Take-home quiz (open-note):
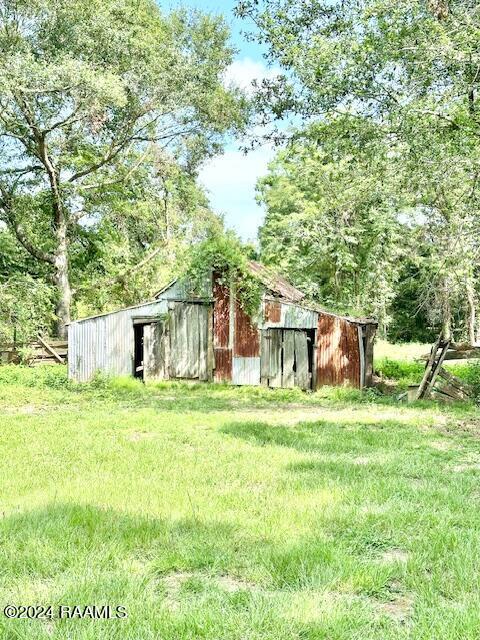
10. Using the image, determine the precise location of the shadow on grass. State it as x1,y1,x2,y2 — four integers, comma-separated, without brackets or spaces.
0,504,410,639
221,419,421,454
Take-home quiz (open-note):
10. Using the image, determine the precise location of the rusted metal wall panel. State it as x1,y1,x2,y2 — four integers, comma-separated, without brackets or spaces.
68,299,167,382
264,300,281,323
234,301,260,357
213,276,230,349
212,274,232,381
214,349,232,382
315,313,361,388
232,357,261,386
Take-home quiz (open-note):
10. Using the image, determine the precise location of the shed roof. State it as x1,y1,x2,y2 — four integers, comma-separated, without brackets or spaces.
246,261,305,303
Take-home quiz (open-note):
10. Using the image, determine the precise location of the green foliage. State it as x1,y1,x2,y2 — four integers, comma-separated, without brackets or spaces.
0,0,246,334
240,0,480,342
0,275,56,344
375,358,425,388
257,128,401,324
185,232,262,317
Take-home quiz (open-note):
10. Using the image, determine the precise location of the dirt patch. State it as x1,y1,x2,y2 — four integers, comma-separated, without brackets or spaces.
162,571,255,608
429,440,453,452
453,462,480,472
380,549,408,563
4,404,43,415
377,595,414,623
452,454,480,472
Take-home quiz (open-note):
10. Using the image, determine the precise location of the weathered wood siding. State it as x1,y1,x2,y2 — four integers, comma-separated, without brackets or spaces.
316,313,361,388
168,303,209,380
261,328,311,390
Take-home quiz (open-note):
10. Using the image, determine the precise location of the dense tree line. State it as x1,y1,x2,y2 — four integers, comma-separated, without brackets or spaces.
238,0,480,342
2,0,480,345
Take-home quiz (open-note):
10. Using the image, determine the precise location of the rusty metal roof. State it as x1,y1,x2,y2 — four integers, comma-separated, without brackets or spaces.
247,261,305,303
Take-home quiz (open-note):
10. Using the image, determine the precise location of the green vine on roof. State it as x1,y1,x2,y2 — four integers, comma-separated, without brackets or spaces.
185,232,262,318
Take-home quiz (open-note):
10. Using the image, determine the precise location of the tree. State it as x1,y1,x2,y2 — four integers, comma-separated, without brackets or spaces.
257,122,402,328
238,0,480,340
0,0,245,336
71,149,223,316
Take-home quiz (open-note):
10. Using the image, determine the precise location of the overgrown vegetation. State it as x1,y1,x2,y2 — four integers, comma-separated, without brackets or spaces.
185,232,263,316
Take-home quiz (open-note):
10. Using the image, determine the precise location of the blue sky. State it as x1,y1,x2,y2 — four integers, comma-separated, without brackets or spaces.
158,0,278,242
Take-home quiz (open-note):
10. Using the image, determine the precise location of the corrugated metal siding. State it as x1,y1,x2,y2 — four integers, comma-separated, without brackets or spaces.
68,299,167,381
262,300,318,329
282,304,318,329
212,274,232,381
232,357,260,386
234,301,260,357
214,349,232,382
213,276,230,349
264,300,281,323
158,276,211,301
316,313,360,388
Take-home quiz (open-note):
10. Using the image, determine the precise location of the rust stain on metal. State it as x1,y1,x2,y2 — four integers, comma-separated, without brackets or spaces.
214,349,232,381
316,313,360,388
213,274,230,349
234,301,260,357
264,300,281,323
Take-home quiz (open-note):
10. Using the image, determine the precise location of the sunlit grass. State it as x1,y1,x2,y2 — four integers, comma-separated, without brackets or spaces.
1,366,480,638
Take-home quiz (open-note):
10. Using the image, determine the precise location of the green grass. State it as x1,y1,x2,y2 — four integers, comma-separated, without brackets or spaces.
374,339,431,362
2,366,480,638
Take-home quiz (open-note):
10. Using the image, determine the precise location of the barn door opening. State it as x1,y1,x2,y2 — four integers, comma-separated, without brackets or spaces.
261,328,315,390
169,302,210,380
133,323,146,380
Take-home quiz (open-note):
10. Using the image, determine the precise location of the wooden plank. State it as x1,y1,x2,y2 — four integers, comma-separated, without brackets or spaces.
37,334,65,364
437,367,472,394
260,331,270,385
168,303,178,378
357,325,365,389
269,329,282,388
282,330,295,388
186,304,198,378
433,381,468,400
207,306,214,381
198,305,209,381
294,330,310,390
415,336,442,400
423,340,450,399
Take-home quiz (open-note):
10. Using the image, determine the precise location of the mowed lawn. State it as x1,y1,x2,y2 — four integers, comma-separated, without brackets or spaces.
2,368,480,639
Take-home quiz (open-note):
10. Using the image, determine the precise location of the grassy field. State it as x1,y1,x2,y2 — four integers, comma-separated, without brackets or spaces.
2,366,480,639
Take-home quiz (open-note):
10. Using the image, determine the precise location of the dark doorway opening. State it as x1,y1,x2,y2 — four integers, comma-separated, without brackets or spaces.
306,328,315,389
133,324,145,380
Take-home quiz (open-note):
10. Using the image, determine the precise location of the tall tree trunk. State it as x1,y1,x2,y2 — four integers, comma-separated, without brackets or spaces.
53,219,71,339
466,277,476,345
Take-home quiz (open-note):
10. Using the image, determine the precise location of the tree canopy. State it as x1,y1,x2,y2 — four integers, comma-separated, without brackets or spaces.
0,0,246,337
238,0,480,341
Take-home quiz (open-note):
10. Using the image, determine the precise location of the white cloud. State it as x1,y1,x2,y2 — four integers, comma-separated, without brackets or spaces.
224,57,281,96
199,144,276,242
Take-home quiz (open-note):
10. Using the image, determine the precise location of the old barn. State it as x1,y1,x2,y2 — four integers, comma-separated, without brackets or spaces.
68,262,377,389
